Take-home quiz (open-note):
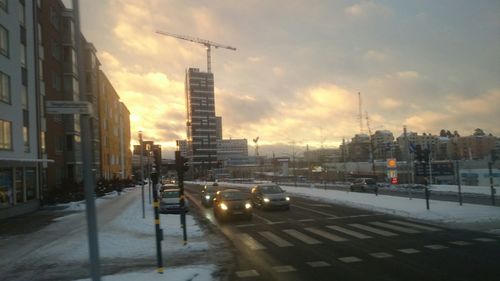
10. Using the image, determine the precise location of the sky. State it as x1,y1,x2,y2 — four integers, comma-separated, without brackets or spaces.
74,0,500,158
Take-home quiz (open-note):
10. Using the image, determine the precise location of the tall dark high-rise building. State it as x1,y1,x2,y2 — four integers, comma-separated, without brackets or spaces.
185,68,217,169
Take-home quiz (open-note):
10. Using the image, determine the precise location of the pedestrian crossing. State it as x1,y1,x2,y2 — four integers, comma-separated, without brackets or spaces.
237,220,440,251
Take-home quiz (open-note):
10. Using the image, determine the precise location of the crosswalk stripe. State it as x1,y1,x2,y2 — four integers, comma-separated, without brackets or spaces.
349,223,398,237
370,252,393,258
305,227,348,242
259,231,294,247
388,220,442,231
338,256,362,263
474,238,497,242
449,241,472,246
307,261,331,267
425,244,448,250
236,270,259,278
327,225,373,239
283,229,322,245
236,233,266,250
398,248,421,254
369,222,421,234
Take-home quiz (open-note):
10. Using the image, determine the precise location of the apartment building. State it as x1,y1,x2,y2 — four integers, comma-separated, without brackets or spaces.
0,0,41,218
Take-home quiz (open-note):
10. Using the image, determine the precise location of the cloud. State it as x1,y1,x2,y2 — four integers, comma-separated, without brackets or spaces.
272,66,285,77
345,1,392,18
396,71,420,80
380,98,402,109
363,50,387,62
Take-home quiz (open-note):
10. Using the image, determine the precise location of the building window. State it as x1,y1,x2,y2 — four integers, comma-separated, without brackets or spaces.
40,131,46,154
21,85,28,109
0,119,12,150
0,71,10,103
66,135,73,151
0,25,8,57
0,0,7,12
55,135,64,154
15,168,24,203
23,126,30,152
19,1,25,26
0,168,13,207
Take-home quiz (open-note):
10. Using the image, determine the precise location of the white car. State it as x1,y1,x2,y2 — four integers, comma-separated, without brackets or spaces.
160,188,188,214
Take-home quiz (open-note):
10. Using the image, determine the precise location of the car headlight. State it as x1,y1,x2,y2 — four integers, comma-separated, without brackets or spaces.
263,198,270,203
285,196,290,201
245,203,252,209
220,203,228,210
205,195,211,200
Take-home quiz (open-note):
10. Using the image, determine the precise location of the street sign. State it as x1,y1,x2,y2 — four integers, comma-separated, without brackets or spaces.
46,101,93,115
387,158,397,168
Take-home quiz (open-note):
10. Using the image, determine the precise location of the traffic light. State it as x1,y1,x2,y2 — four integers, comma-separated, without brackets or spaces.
175,151,189,174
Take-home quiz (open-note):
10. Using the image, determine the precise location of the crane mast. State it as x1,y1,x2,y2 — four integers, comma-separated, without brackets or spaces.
156,30,236,73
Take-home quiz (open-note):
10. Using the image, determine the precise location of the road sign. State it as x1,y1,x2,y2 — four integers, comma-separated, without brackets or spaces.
387,158,397,168
46,101,93,115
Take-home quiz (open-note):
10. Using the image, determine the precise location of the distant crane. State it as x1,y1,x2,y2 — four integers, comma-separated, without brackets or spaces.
156,30,236,73
253,137,260,157
358,92,363,134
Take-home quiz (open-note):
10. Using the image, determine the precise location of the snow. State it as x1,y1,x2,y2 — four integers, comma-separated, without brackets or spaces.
74,265,216,281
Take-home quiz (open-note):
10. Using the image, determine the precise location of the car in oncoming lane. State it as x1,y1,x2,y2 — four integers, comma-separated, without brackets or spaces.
160,188,188,214
251,184,290,210
349,178,378,193
200,182,219,207
213,189,252,221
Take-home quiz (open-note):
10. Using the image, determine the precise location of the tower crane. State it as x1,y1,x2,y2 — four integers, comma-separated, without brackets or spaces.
156,30,236,73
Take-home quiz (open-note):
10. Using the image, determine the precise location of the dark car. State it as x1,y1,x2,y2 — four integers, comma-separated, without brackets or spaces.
200,183,219,207
159,188,188,214
349,178,378,192
213,189,252,221
251,184,290,210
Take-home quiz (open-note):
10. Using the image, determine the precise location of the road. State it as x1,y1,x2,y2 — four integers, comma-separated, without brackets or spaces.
185,183,500,281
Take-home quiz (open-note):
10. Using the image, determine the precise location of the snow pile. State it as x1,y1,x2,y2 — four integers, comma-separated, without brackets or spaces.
74,265,215,281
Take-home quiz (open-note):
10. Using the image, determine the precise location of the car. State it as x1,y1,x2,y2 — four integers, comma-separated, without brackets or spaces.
200,183,219,207
159,183,177,193
159,188,188,214
349,178,378,192
251,184,290,210
213,189,252,221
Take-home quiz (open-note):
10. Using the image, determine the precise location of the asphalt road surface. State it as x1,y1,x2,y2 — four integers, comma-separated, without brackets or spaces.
185,183,500,281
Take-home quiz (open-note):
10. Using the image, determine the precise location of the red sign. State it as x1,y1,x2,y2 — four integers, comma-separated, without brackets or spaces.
391,177,398,184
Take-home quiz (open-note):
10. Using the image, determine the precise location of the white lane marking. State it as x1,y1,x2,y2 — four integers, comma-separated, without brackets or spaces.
283,229,322,245
369,222,421,234
425,244,448,250
307,261,331,267
305,227,348,242
474,238,497,242
235,224,256,228
328,214,385,220
338,256,362,263
327,225,373,239
236,233,266,250
309,204,332,207
449,241,472,246
349,223,398,237
236,270,260,278
252,213,274,224
297,219,315,222
268,221,287,225
273,265,296,273
259,231,294,247
292,204,339,218
388,220,442,231
370,252,393,258
398,248,421,254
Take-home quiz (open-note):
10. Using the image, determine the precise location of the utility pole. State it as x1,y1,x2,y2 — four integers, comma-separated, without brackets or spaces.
73,1,101,280
139,131,145,219
150,170,163,274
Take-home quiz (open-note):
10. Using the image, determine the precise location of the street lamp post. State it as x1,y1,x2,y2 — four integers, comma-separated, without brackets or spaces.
139,131,145,218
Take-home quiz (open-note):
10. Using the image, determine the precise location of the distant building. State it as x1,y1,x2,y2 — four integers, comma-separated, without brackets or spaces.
217,139,248,161
304,148,340,163
176,139,187,157
185,68,217,167
371,130,394,160
349,134,370,162
216,116,222,141
454,135,496,160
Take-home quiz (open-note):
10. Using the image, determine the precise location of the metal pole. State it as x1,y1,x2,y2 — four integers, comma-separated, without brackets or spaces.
175,151,188,245
489,162,496,206
148,153,151,204
456,160,462,206
151,172,163,273
139,132,145,218
73,1,101,280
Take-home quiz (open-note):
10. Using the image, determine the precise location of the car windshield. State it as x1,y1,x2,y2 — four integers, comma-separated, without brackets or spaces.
261,185,284,194
221,192,246,200
206,186,217,192
162,191,179,198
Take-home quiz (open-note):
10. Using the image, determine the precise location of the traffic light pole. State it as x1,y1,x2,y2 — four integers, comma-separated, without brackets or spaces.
150,171,164,273
488,162,496,206
456,160,462,206
175,151,188,245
